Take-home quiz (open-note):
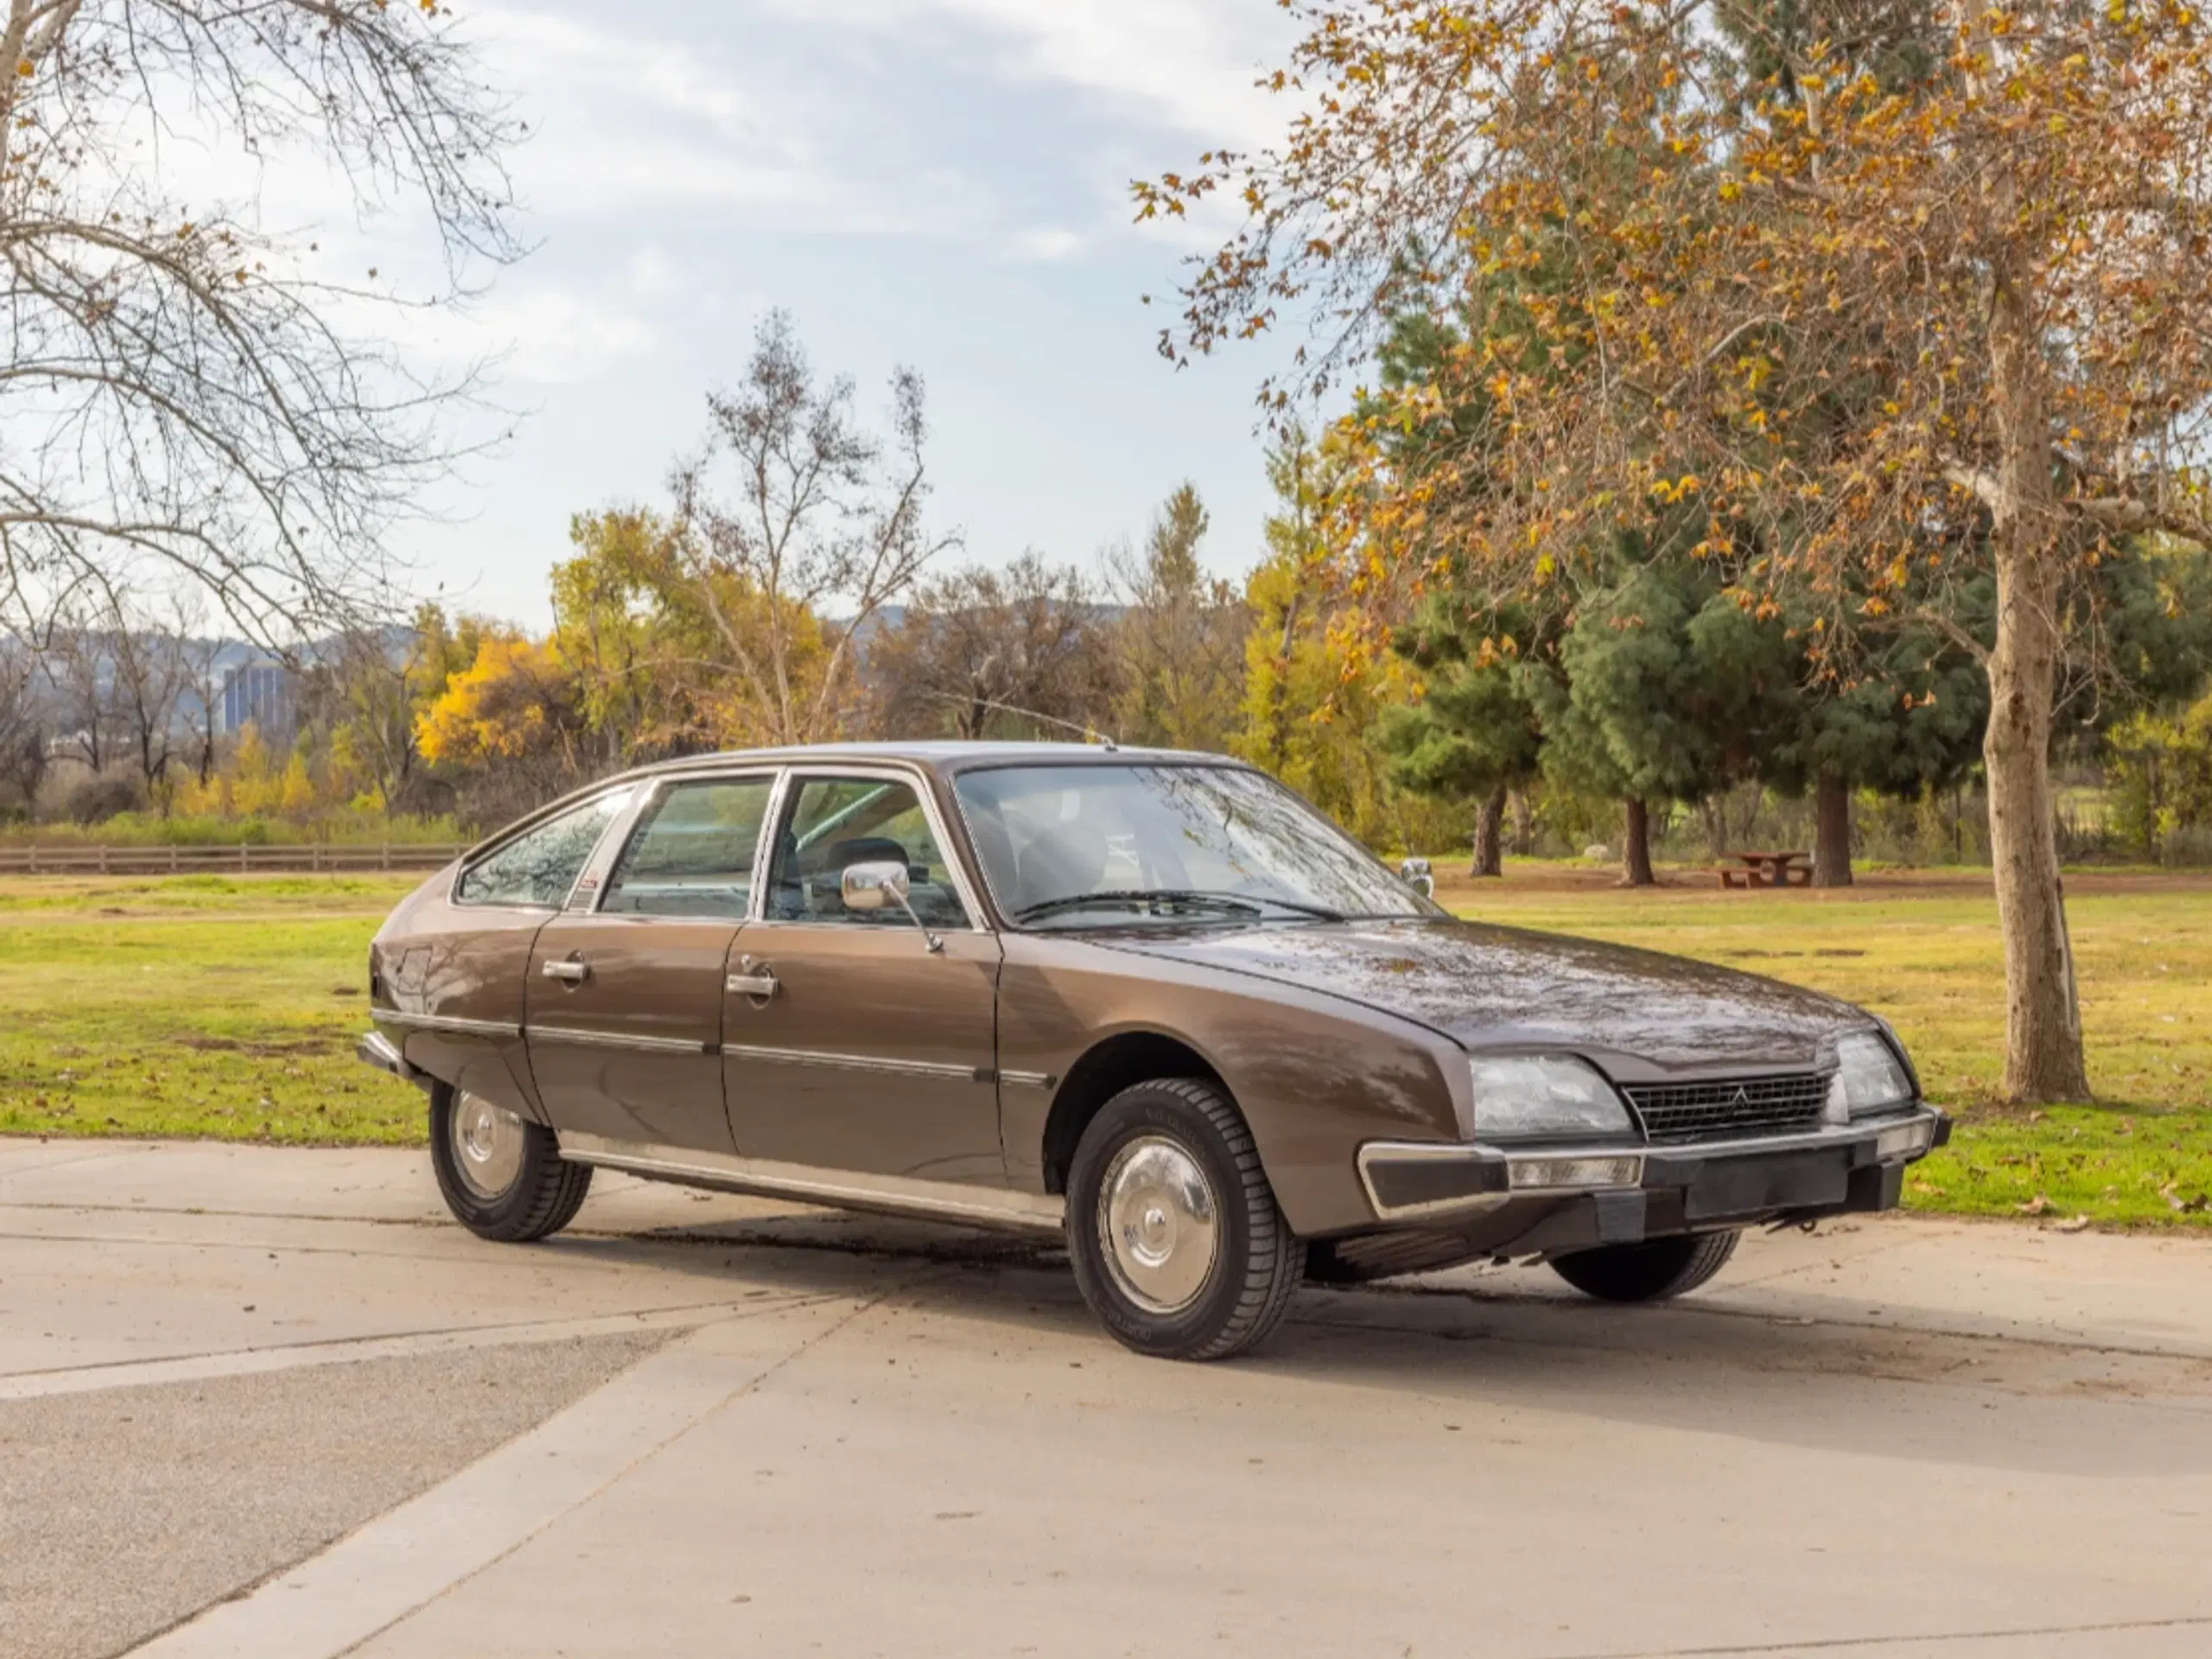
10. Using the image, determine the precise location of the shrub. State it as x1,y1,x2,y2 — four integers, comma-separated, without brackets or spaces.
2108,691,2212,864
63,776,143,826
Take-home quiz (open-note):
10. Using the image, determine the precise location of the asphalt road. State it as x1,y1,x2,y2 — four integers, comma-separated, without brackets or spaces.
3,1139,2209,1659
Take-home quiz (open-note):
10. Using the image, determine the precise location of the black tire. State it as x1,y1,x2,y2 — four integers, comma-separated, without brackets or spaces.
428,1083,593,1243
1065,1077,1304,1362
1549,1230,1740,1303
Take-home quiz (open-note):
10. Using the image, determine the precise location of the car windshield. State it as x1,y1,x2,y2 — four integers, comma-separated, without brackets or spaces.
952,763,1436,928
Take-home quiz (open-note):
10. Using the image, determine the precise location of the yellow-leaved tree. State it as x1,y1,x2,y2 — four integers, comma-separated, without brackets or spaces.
1141,1,2212,1103
415,634,592,821
1236,435,1424,846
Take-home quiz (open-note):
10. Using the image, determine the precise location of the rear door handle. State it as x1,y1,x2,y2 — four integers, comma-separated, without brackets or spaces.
542,958,589,984
726,966,779,998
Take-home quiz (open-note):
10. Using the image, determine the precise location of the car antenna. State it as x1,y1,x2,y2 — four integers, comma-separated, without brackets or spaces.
920,693,1119,751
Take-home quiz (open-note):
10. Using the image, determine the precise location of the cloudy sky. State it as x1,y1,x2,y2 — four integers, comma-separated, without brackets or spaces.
376,0,1303,626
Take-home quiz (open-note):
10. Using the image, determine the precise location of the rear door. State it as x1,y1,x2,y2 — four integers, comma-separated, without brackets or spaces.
383,789,632,1122
526,772,778,1153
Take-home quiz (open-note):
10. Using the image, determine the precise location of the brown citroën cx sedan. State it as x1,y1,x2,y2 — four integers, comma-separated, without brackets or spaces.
358,742,1948,1361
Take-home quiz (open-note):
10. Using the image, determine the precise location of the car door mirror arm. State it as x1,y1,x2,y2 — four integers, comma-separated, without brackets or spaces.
841,860,944,954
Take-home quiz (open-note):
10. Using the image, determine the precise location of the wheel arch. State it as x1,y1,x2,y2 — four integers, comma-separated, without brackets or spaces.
1038,1028,1231,1197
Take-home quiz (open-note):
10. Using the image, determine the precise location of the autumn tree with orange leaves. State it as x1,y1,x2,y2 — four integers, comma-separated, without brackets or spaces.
1141,0,2212,1103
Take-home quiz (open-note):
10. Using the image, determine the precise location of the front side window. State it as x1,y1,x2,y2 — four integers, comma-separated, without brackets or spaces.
765,776,970,930
601,777,775,918
455,792,626,909
953,764,1434,928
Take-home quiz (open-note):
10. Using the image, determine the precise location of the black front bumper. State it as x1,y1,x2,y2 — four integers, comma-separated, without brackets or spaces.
1354,1109,1950,1255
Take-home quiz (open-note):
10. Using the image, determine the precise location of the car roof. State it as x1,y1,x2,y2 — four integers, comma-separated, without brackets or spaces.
615,740,1243,784
467,741,1259,861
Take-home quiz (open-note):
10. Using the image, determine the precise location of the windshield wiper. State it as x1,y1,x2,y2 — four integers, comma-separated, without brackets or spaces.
1012,889,1342,925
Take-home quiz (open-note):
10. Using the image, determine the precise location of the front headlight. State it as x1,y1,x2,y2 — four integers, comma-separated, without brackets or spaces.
1471,1055,1635,1140
1829,1032,1914,1117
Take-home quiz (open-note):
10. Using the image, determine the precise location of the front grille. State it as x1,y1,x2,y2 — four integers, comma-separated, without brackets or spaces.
1622,1072,1830,1143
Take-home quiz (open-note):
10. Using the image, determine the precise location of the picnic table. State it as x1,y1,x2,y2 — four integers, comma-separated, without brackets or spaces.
1715,849,1811,889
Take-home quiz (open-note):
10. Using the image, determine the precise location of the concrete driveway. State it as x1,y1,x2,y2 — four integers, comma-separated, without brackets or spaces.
3,1137,2209,1659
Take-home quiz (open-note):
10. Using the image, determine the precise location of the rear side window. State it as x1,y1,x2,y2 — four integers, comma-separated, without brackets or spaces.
456,793,626,908
601,778,775,918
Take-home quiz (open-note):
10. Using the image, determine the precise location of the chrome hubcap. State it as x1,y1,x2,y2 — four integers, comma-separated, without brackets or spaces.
1098,1135,1219,1315
448,1091,526,1200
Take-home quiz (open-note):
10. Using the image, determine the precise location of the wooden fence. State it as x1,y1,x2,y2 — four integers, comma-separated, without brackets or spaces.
0,843,467,876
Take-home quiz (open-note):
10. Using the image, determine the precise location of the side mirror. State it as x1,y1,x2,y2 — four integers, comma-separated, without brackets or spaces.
1398,856,1434,899
840,861,911,912
841,861,942,953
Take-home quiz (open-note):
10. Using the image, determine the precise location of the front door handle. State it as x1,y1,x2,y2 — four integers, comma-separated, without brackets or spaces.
726,962,779,999
542,957,589,984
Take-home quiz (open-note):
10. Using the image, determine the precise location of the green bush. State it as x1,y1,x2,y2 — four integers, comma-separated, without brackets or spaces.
2108,690,2212,865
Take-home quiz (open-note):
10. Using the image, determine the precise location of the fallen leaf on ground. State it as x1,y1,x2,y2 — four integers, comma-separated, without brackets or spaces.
2054,1215,2092,1234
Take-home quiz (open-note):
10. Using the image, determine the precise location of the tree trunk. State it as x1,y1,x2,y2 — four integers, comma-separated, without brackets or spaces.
1700,793,1727,859
1811,772,1853,888
1983,254,2091,1103
1620,797,1655,887
1471,783,1506,877
1509,789,1536,856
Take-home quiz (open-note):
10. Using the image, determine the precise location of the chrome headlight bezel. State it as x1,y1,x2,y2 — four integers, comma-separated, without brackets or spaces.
1827,1031,1916,1119
1469,1053,1637,1141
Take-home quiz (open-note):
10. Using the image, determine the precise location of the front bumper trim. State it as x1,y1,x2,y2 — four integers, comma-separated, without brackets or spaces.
1357,1106,1949,1224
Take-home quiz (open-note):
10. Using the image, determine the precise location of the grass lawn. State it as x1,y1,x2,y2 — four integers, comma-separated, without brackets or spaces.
0,874,427,1147
2,864,2207,1230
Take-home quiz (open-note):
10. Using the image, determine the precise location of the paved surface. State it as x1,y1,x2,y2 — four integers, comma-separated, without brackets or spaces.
3,1140,2210,1659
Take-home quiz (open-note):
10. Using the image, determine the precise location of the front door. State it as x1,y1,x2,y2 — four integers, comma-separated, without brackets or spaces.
526,773,777,1152
722,771,1003,1184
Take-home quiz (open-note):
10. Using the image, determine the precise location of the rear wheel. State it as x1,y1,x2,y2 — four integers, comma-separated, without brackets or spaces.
1549,1230,1739,1303
1065,1077,1304,1362
429,1084,593,1243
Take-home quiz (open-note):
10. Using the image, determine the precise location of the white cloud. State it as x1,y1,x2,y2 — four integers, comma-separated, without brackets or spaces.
467,3,974,232
1004,226,1087,264
786,0,1295,146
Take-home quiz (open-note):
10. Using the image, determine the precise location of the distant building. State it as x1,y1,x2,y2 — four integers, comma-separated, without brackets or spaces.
220,661,296,742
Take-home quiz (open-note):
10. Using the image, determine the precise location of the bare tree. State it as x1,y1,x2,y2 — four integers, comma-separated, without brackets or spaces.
105,594,195,805
670,313,959,746
177,631,230,790
316,620,424,811
0,1,523,648
863,554,1120,741
41,607,114,773
0,632,50,814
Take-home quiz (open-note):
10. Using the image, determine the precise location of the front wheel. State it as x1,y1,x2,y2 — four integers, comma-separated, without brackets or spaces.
1065,1077,1304,1362
1549,1230,1739,1303
429,1084,593,1243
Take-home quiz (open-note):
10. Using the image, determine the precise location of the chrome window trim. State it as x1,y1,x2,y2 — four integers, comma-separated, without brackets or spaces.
448,785,638,913
754,762,989,935
588,769,784,919
556,1131,1065,1237
721,1041,984,1083
374,1010,524,1039
529,1026,715,1056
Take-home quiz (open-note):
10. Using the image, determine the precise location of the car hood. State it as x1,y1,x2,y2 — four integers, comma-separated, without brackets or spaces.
1096,917,1871,1078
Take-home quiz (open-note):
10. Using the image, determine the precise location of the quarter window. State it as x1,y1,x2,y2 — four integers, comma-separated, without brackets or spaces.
455,793,626,908
766,776,969,929
601,778,775,918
